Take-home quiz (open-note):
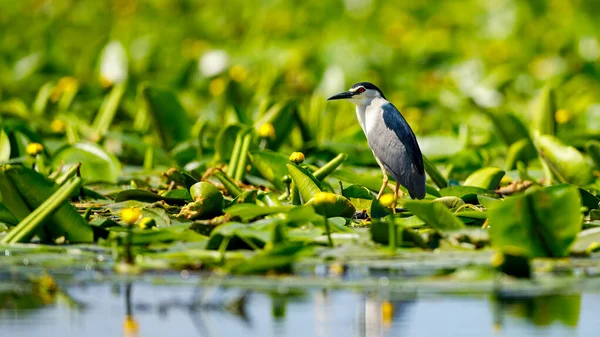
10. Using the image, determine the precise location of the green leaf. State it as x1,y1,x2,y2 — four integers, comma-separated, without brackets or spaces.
535,134,594,186
439,186,496,204
254,100,297,150
0,165,92,243
463,167,505,190
433,196,465,209
142,85,191,150
404,200,465,232
225,204,294,222
530,85,556,136
488,184,582,257
249,150,289,190
423,155,448,188
306,194,356,218
579,188,599,214
228,242,306,274
206,222,270,250
287,163,321,203
0,130,11,163
0,202,19,226
51,142,121,184
215,124,244,162
481,109,533,147
505,138,536,170
587,140,600,170
330,168,383,193
2,176,87,243
91,82,126,137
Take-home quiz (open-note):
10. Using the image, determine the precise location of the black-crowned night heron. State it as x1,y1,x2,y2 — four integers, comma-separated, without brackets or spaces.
328,82,426,204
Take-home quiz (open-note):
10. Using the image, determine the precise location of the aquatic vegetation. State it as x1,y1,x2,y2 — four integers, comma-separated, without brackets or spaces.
0,1,599,284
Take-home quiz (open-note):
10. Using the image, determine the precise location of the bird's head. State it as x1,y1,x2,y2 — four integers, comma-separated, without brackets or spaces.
327,82,386,105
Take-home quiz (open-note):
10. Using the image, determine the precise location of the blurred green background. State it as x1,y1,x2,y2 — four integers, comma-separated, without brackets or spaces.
1,0,600,165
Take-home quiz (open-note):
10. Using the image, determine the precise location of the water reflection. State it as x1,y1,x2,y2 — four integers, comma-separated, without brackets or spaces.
0,277,594,337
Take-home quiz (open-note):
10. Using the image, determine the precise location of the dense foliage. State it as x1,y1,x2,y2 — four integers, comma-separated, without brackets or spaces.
0,0,599,278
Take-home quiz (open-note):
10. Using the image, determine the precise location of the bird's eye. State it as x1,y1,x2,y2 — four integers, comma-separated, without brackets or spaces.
357,87,365,93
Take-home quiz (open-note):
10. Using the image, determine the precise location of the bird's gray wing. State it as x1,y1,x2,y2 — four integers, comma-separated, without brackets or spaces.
380,103,424,175
365,102,425,199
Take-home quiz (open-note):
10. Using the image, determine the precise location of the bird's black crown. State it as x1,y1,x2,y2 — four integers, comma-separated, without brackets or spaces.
350,82,386,99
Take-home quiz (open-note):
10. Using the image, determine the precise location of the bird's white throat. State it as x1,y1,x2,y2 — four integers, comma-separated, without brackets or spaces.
354,97,382,135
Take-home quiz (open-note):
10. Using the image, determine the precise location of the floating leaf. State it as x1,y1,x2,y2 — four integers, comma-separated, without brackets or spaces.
404,200,465,232
489,184,582,257
206,222,270,250
225,204,294,222
439,185,496,204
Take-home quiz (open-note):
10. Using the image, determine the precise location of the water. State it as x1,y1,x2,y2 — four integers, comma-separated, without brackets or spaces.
1,280,596,337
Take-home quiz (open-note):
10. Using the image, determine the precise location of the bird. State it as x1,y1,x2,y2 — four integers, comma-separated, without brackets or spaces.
327,82,426,206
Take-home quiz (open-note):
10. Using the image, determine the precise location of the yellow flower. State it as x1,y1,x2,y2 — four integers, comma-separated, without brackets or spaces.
121,207,142,225
50,77,79,102
209,77,227,97
379,193,396,208
26,142,44,156
381,300,394,326
555,108,572,124
258,123,276,140
123,315,139,337
229,65,249,82
289,152,305,164
50,119,65,133
311,192,337,206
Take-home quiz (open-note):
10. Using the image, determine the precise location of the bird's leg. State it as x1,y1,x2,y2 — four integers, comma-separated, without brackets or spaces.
377,170,389,199
392,182,400,214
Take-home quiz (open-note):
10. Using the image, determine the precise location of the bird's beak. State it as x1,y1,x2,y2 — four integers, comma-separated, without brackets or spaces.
327,91,355,100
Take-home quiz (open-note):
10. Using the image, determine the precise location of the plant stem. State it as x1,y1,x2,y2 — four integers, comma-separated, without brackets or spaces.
323,215,333,248
388,217,396,252
3,176,82,243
